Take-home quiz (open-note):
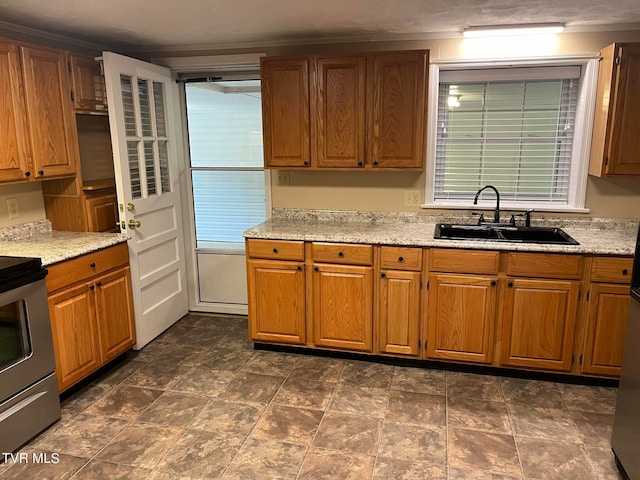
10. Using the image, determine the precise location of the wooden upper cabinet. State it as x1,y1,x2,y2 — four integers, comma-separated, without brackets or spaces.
21,45,78,179
0,40,32,182
261,57,311,168
590,43,640,176
70,54,107,112
315,55,366,168
260,49,428,170
370,51,428,170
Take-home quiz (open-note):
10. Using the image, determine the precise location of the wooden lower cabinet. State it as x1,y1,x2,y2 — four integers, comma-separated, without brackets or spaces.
247,259,306,344
581,283,630,376
46,244,135,392
94,267,136,362
501,278,579,371
378,270,420,356
313,263,373,352
48,282,101,390
426,273,497,364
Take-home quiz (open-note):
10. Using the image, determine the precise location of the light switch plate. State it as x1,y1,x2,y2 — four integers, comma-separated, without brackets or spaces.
7,197,19,219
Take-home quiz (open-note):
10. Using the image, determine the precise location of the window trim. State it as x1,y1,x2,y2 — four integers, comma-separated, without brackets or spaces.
423,56,599,213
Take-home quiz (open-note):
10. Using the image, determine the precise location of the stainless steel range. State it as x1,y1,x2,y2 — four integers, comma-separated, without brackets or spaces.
0,256,60,456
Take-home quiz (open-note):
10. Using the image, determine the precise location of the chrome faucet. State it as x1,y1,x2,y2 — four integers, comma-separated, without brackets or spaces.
473,185,500,223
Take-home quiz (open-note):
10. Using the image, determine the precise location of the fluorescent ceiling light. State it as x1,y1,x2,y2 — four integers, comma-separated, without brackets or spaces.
463,23,565,37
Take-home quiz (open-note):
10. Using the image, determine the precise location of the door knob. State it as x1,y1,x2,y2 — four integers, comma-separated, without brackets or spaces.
128,219,141,229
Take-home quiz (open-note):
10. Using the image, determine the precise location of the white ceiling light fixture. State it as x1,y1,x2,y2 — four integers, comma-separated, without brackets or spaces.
463,23,565,37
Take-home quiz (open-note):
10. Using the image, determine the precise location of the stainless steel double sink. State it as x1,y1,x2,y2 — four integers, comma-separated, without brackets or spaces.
434,224,579,245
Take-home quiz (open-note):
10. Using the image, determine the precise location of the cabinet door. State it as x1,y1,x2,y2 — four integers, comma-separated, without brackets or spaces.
94,267,136,362
378,270,420,356
315,55,366,168
247,259,306,344
85,192,118,232
590,43,640,176
261,57,311,168
427,274,497,364
582,283,630,376
70,54,107,111
0,40,32,182
501,278,579,371
607,44,640,175
48,282,101,392
21,45,77,178
313,263,373,352
369,51,428,170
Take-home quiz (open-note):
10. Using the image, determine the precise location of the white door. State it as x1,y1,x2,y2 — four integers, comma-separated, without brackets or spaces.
102,52,188,349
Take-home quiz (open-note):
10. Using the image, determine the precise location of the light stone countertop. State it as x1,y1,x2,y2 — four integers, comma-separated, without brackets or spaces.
244,210,639,256
0,220,128,266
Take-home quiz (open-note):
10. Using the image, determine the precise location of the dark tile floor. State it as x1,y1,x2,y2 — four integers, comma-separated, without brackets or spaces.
0,314,623,480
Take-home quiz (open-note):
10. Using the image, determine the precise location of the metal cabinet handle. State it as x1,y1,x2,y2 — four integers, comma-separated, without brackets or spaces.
622,269,628,275
273,248,278,254
314,267,319,272
25,171,31,177
297,266,302,271
303,161,309,166
89,284,95,290
96,281,102,287
357,161,363,167
398,256,404,262
491,280,497,286
381,273,386,278
38,170,44,176
508,281,514,287
372,160,379,166
338,252,344,258
90,262,96,268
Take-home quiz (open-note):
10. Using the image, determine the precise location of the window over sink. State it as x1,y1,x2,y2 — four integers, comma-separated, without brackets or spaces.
424,58,599,212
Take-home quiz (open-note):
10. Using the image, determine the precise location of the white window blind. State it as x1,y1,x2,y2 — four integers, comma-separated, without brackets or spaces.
185,80,266,250
434,66,581,205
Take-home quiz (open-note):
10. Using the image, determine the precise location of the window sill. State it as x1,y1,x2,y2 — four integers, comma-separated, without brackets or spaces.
420,203,591,214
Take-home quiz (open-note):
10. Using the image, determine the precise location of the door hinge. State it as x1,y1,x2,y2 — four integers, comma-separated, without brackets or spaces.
579,354,583,365
571,354,575,366
417,339,421,349
604,156,609,166
615,55,621,65
67,62,72,72
70,91,75,102
578,290,582,301
426,280,430,291
586,290,590,301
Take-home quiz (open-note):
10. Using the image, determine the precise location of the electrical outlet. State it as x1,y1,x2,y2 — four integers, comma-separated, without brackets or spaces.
7,197,19,219
277,171,290,185
404,190,421,207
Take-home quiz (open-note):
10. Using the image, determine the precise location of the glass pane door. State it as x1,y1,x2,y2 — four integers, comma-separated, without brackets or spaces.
120,75,172,200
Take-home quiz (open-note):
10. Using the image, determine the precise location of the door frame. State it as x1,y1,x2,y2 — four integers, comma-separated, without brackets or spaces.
156,53,270,314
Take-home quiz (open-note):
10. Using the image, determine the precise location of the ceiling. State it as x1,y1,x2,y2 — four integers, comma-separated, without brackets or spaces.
0,0,639,52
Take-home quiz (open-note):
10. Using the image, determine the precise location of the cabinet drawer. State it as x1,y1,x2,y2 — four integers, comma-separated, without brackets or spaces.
46,243,129,293
430,249,499,275
312,242,373,266
246,239,304,261
380,246,422,271
591,256,634,283
507,253,582,279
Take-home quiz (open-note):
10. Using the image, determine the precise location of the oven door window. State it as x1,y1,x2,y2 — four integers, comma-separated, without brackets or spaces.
0,300,32,371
